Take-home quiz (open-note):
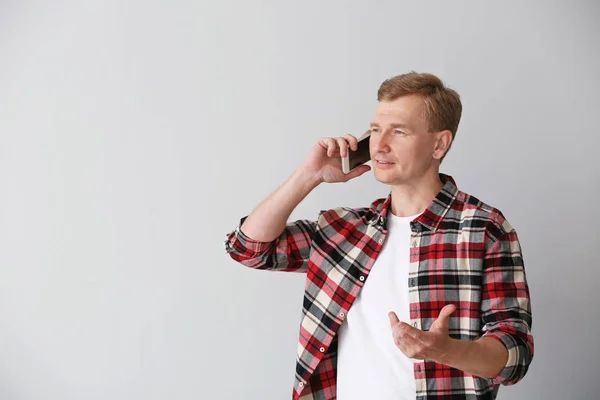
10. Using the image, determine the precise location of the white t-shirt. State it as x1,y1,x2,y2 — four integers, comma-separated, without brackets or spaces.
336,211,420,400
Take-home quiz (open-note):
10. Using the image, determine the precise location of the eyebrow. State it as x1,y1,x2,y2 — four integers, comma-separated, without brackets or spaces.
370,122,412,130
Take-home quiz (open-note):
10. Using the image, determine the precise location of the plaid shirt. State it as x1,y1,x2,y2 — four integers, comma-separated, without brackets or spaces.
224,174,533,399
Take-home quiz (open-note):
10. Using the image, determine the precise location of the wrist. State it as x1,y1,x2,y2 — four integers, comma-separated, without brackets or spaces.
293,166,323,190
438,338,467,366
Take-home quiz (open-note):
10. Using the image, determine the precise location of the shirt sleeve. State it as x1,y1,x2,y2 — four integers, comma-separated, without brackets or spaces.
223,215,318,273
480,225,534,386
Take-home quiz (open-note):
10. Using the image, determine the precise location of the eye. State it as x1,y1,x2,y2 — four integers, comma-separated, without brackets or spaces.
370,128,380,133
394,129,406,135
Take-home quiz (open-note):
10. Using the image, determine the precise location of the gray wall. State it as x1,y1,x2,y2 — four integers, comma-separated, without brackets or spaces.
1,1,598,399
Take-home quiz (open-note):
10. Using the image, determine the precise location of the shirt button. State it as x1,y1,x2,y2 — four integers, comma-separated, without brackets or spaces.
299,382,304,387
340,312,345,317
319,347,325,353
379,216,385,225
359,276,365,281
378,239,383,244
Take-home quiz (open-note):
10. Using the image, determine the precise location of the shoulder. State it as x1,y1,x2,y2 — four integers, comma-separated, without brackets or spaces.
450,188,516,239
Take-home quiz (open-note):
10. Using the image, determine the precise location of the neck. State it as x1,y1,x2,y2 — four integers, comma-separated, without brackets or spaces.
389,170,444,217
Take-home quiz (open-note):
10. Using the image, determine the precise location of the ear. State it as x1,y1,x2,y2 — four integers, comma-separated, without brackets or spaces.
433,130,453,160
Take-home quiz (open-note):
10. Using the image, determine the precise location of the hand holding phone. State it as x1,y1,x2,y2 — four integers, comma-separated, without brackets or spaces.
300,132,371,184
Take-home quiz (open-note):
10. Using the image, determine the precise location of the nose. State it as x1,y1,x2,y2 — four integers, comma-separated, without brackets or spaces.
371,132,392,154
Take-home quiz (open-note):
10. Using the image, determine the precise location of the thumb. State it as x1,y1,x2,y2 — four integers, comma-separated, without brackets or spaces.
343,164,372,181
432,304,456,330
388,311,400,327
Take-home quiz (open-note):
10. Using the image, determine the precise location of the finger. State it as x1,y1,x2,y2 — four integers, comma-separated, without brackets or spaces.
402,333,426,359
392,326,419,358
438,304,457,319
432,304,456,330
400,327,420,346
391,320,426,345
320,138,337,157
393,332,408,354
335,137,350,158
388,311,400,327
392,325,427,359
404,323,426,342
342,134,358,151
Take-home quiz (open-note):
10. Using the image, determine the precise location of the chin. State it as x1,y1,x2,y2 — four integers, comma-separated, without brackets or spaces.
374,169,401,184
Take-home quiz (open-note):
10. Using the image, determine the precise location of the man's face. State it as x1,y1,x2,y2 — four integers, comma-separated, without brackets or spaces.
369,94,441,185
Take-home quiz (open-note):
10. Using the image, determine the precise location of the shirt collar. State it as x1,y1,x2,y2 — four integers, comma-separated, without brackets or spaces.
367,173,459,232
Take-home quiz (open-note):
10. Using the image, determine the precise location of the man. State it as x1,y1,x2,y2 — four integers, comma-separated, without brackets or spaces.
224,71,534,399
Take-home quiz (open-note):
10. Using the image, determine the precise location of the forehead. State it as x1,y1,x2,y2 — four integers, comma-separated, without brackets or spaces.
371,94,426,127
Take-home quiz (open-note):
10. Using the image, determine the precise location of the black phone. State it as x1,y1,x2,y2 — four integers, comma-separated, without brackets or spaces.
342,134,371,174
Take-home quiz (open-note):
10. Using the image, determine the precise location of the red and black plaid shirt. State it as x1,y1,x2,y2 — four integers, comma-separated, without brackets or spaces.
225,174,534,399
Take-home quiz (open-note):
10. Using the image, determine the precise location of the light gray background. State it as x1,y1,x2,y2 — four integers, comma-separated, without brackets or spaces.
1,1,598,399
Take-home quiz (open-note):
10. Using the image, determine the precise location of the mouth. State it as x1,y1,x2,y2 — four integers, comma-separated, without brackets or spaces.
375,159,395,165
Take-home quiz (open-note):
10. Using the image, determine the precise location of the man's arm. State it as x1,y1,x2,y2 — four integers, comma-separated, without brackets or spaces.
477,224,534,385
440,335,509,379
224,135,371,271
239,133,370,242
437,223,533,385
389,219,533,384
389,306,510,379
224,167,322,272
238,167,321,243
446,223,533,383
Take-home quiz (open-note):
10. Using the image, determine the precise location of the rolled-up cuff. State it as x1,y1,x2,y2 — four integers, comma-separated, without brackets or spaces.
224,216,273,255
483,330,524,385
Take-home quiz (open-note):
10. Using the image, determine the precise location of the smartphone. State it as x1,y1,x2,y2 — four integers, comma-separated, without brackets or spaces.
342,133,371,174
